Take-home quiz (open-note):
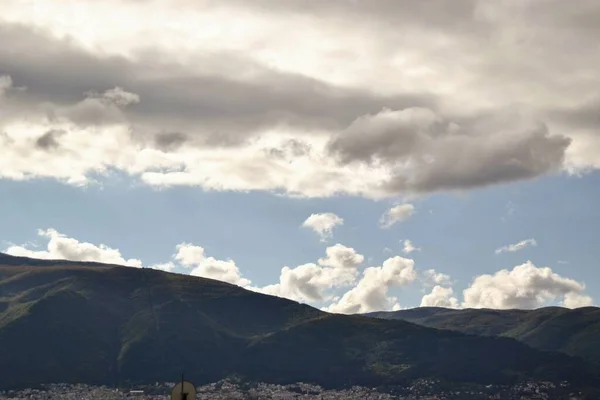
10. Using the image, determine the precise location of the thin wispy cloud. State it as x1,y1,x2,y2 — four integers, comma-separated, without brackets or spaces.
495,239,538,255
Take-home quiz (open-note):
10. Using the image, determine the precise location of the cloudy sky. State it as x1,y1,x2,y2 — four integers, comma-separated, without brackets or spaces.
1,0,599,312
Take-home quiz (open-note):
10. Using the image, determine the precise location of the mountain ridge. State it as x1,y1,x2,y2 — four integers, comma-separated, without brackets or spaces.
1,253,598,390
366,306,600,365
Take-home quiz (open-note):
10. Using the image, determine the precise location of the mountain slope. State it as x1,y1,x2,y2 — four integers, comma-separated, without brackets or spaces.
0,254,598,390
367,307,600,365
244,313,593,387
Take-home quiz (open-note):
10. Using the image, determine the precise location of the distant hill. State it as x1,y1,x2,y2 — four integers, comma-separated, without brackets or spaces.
367,307,600,365
0,253,598,390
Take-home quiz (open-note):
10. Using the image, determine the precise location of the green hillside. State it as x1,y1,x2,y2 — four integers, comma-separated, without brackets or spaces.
0,254,598,390
367,307,600,365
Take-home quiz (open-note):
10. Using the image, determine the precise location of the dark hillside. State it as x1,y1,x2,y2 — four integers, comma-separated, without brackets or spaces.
367,306,600,364
1,253,598,390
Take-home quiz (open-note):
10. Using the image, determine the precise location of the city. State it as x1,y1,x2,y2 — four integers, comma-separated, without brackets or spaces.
0,379,588,400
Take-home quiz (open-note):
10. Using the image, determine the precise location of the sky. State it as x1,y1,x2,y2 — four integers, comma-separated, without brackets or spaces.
0,0,599,312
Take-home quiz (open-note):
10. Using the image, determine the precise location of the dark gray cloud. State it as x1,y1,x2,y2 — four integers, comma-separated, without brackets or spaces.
153,132,189,151
385,125,571,193
0,22,434,145
327,108,442,164
553,100,600,131
35,129,65,150
328,108,571,194
198,0,483,33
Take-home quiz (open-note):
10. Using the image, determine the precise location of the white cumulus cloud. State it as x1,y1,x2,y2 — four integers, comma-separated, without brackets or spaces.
562,292,594,308
2,229,254,287
421,285,459,308
301,213,344,241
148,262,177,273
317,243,365,269
421,269,453,287
380,204,415,228
325,256,417,314
462,261,593,309
252,244,364,303
4,229,142,267
174,243,251,287
3,229,595,311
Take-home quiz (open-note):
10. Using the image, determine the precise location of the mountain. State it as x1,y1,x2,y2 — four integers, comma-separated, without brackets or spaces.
0,254,598,390
367,307,600,365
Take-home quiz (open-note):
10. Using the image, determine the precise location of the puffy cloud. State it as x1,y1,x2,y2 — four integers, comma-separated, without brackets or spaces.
402,239,420,254
4,229,142,267
495,238,537,254
190,259,250,287
380,203,415,228
174,243,251,286
148,262,176,273
421,269,453,287
462,261,594,310
421,286,459,308
317,243,364,269
420,269,457,308
0,121,141,185
260,263,346,303
2,229,254,286
253,244,363,303
4,228,594,311
562,292,594,309
173,244,207,268
301,213,344,241
325,256,417,314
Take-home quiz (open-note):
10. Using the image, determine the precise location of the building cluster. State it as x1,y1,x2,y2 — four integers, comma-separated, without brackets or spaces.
0,380,586,399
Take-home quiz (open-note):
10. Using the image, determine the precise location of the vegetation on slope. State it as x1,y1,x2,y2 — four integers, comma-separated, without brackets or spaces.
1,254,598,390
368,307,600,365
